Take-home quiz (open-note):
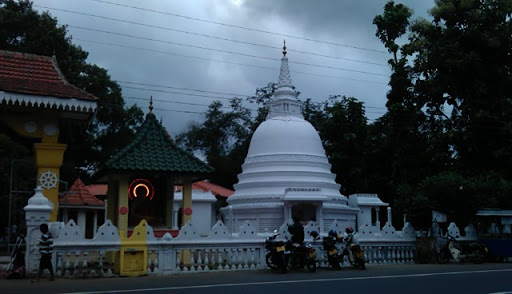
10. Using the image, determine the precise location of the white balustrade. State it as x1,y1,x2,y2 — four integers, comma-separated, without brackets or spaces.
49,218,418,277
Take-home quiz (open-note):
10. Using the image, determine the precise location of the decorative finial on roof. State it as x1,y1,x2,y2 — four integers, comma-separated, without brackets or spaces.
282,40,287,57
149,96,153,112
160,117,163,124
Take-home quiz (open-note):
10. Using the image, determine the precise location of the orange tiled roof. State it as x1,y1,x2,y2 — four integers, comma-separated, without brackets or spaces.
0,50,97,101
85,184,108,196
60,178,104,207
175,181,234,197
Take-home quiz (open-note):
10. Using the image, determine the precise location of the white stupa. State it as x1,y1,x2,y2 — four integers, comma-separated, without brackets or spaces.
222,42,358,233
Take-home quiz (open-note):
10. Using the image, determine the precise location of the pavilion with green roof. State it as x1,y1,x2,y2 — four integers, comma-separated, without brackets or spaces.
99,99,214,237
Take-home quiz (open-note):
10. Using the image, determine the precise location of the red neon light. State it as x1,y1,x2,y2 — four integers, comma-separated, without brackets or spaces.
128,178,155,200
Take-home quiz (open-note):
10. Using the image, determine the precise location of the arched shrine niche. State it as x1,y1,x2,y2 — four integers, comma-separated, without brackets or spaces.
128,176,166,227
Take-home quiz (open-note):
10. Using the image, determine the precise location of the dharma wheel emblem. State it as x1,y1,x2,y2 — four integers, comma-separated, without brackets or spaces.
39,170,58,190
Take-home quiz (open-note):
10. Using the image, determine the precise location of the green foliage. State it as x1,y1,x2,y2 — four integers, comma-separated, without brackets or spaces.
407,0,512,176
176,98,253,189
315,96,369,194
373,0,512,228
373,0,412,63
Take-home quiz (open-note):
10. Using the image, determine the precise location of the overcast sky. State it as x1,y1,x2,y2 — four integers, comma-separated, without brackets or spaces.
32,0,435,136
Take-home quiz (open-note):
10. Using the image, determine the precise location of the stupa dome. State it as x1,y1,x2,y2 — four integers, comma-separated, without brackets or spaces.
247,115,325,157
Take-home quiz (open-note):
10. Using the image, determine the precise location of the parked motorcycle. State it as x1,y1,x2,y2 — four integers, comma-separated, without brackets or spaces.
341,242,366,269
322,233,342,270
265,231,290,273
437,236,488,264
340,227,365,270
287,240,317,272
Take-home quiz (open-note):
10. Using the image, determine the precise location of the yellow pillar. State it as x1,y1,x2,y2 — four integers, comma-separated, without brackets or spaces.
34,143,67,222
117,177,129,238
181,177,193,226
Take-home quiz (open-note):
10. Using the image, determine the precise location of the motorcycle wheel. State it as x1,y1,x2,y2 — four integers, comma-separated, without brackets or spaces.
328,256,341,270
437,252,449,264
280,254,288,274
306,259,317,272
473,250,488,264
266,252,278,270
359,258,366,270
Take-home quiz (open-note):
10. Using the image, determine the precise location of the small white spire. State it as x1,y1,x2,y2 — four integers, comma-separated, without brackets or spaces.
266,41,302,119
277,40,292,88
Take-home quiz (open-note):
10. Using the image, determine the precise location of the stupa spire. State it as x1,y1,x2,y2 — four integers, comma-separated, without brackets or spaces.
277,40,292,88
149,96,154,112
267,41,302,119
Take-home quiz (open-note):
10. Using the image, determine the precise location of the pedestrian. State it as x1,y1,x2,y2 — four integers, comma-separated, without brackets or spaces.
288,216,305,245
34,223,54,282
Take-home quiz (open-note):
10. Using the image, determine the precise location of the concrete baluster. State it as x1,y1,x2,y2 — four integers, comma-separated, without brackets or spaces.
238,248,245,269
217,249,223,270
65,252,71,277
198,249,204,271
98,251,104,275
83,251,88,268
224,249,230,270
190,249,197,272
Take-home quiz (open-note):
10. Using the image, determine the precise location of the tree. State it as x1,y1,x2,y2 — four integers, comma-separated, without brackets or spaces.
373,0,512,228
311,96,369,195
0,0,144,182
176,98,253,189
408,0,512,177
373,1,434,193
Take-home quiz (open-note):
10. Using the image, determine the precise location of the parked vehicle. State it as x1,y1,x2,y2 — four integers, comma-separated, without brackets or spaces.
287,240,317,272
265,231,290,273
341,242,366,269
340,227,365,270
437,236,488,264
476,209,512,261
322,231,342,270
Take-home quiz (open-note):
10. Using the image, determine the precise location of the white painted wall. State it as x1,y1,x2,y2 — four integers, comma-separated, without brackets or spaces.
173,190,216,236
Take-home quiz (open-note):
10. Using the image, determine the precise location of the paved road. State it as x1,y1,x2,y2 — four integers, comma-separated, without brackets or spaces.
3,263,512,294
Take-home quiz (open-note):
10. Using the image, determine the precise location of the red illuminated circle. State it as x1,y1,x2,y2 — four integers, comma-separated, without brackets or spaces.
184,207,192,215
119,206,128,215
128,179,155,200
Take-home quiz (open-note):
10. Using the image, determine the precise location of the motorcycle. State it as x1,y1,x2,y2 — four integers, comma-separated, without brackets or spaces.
341,241,366,269
322,235,342,270
287,240,317,272
437,236,488,264
265,231,290,273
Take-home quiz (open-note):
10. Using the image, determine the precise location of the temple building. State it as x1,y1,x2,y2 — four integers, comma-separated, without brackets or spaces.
222,43,358,233
59,178,105,239
0,50,97,222
98,99,214,237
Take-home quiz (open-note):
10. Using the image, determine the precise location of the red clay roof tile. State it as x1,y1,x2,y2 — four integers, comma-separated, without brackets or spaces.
175,181,234,197
60,178,105,207
0,50,97,101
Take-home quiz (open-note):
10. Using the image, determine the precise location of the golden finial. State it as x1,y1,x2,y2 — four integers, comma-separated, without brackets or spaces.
149,96,153,112
282,40,287,56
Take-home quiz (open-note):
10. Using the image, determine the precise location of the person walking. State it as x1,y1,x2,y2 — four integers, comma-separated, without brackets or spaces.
34,223,54,282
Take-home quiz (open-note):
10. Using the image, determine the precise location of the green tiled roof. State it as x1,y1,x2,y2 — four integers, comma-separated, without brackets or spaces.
103,112,214,174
